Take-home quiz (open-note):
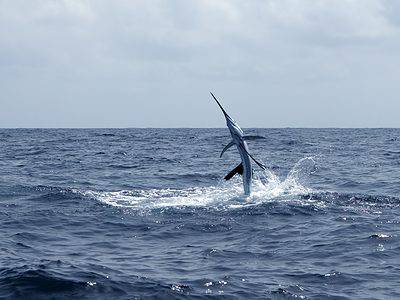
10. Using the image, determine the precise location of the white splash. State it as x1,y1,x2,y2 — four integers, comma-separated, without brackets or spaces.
81,157,316,210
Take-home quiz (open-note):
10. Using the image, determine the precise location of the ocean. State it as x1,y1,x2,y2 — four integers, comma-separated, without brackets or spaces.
0,128,399,299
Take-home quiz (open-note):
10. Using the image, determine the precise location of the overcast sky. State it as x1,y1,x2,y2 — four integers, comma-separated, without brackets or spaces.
1,0,400,128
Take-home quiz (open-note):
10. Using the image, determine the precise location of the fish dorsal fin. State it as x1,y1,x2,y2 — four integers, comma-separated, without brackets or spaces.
220,140,235,157
224,163,243,181
243,135,265,141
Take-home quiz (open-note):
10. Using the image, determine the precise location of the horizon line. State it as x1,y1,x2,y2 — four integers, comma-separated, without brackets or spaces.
1,127,400,130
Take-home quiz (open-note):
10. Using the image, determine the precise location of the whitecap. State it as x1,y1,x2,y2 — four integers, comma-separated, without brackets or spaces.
80,157,317,210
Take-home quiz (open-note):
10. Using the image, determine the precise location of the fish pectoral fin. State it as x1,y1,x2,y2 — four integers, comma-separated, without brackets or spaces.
220,140,235,157
224,163,243,181
238,143,268,171
243,135,265,141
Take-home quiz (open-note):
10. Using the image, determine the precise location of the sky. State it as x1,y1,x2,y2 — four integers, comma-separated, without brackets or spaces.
1,0,400,128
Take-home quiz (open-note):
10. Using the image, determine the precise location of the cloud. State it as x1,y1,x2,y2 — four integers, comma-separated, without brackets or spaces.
2,0,397,65
1,0,400,127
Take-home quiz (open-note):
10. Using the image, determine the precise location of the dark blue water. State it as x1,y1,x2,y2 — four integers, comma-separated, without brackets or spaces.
0,128,399,299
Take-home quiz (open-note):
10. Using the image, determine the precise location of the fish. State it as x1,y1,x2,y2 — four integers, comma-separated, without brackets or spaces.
211,92,266,195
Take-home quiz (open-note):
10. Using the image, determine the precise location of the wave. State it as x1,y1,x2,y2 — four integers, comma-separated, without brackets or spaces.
7,156,398,213
79,156,399,214
0,265,171,299
80,157,316,210
0,264,223,299
0,266,89,298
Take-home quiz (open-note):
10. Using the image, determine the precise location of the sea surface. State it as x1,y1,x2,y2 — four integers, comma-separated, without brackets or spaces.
0,128,399,299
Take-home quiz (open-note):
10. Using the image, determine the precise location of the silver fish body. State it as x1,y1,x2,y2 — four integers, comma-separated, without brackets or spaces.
211,92,253,195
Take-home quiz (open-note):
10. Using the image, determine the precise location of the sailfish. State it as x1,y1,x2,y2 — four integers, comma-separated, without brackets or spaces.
211,92,266,195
